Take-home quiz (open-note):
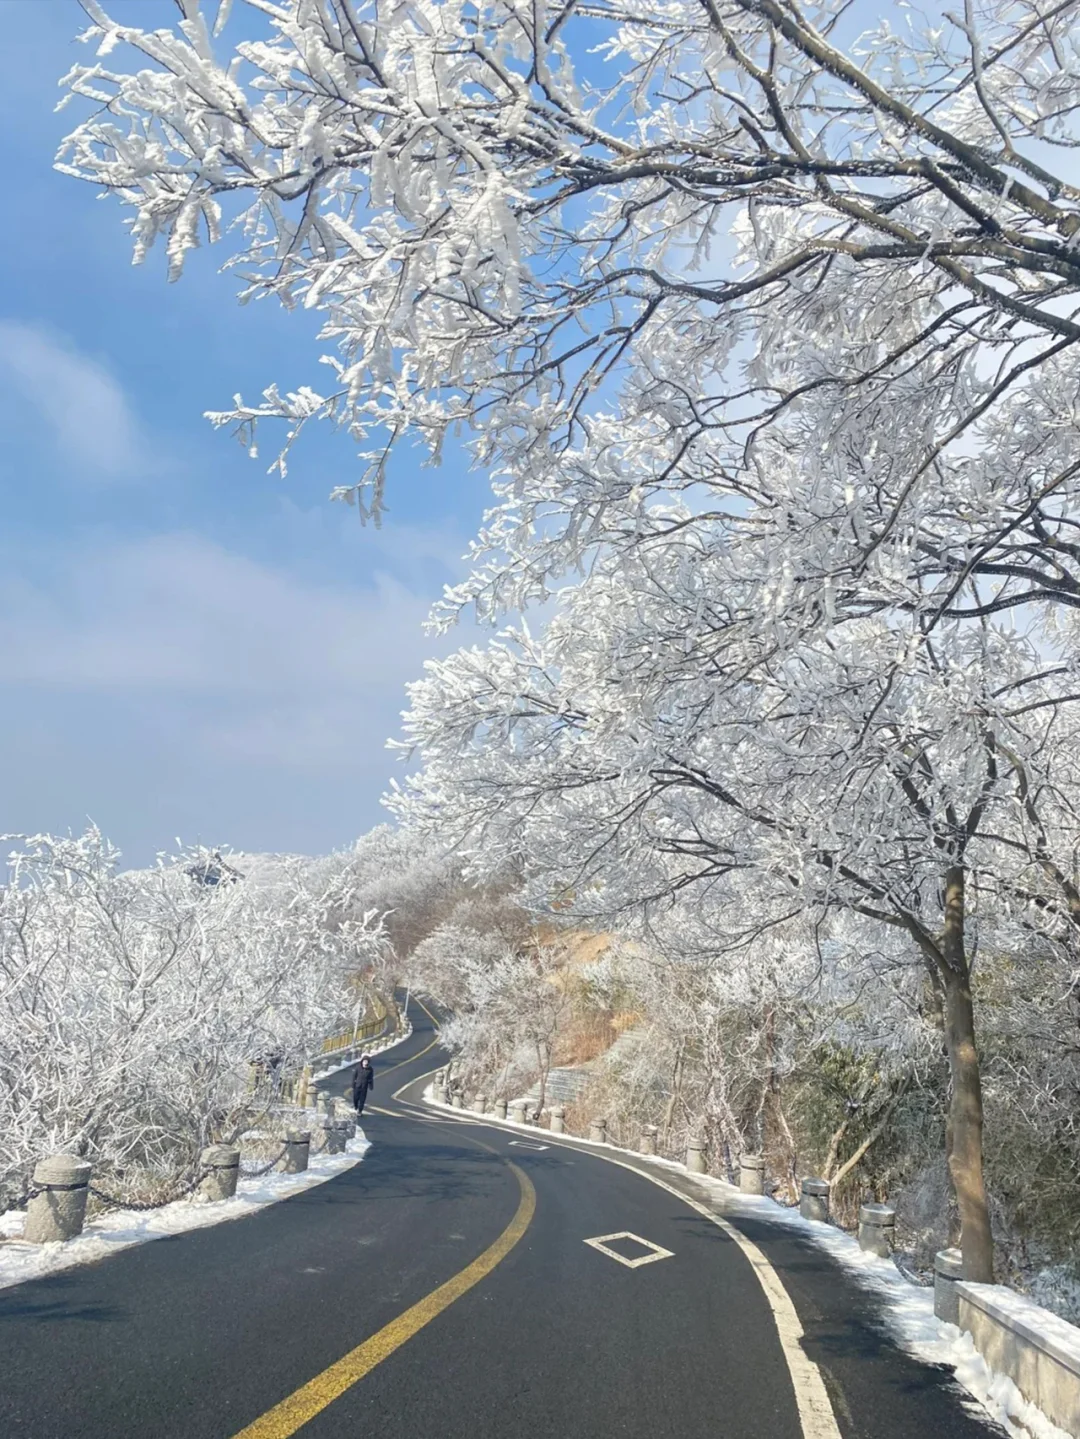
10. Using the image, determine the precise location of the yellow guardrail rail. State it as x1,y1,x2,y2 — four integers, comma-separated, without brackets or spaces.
320,995,391,1056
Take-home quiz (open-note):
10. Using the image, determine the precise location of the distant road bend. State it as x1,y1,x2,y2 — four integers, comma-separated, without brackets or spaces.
2,1003,998,1438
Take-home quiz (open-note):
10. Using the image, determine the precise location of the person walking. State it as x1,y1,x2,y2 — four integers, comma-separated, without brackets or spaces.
351,1055,375,1116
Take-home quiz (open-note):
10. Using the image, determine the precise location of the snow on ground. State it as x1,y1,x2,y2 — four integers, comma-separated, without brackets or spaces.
688,1176,1072,1439
0,1018,417,1296
0,1131,370,1295
422,1085,1071,1439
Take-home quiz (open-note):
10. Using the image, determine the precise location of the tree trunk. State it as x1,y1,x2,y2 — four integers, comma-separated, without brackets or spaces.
535,1040,549,1116
940,865,994,1282
661,1046,683,1144
827,1079,909,1190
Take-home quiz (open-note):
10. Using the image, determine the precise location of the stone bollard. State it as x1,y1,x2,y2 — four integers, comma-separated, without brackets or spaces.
550,1106,566,1134
336,1115,357,1142
451,1089,465,1110
493,1098,508,1120
800,1177,830,1222
686,1136,707,1174
509,1101,527,1126
590,1118,608,1144
740,1154,766,1195
325,1122,347,1156
934,1247,964,1324
23,1155,92,1244
433,1081,448,1105
198,1145,240,1202
640,1124,658,1156
858,1203,896,1258
310,1121,335,1156
276,1129,310,1174
472,1094,487,1115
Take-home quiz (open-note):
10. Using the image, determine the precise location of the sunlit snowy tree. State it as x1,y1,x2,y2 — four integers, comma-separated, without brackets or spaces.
55,0,1080,1281
0,829,384,1206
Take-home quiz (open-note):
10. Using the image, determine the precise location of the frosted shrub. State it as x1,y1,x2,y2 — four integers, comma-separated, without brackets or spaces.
0,829,383,1206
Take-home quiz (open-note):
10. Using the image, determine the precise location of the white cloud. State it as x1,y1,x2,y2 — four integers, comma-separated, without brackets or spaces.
0,531,456,771
0,320,142,479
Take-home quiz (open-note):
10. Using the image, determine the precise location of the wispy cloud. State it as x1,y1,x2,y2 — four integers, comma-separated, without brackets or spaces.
0,320,142,480
0,529,468,769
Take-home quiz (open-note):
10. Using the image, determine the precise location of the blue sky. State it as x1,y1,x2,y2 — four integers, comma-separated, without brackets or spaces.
2,1,492,865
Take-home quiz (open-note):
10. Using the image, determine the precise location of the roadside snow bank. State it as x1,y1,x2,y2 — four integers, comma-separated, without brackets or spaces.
686,1177,1071,1439
0,1130,370,1294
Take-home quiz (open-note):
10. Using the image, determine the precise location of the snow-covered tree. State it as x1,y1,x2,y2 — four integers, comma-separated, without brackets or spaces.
54,0,1080,1284
391,523,1080,1280
0,829,384,1206
423,921,573,1111
55,0,1080,608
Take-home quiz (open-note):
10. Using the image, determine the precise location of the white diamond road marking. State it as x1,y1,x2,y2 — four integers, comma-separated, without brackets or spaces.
508,1140,549,1151
583,1231,675,1269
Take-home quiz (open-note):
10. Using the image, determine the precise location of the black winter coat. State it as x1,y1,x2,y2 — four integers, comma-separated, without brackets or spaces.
351,1062,375,1097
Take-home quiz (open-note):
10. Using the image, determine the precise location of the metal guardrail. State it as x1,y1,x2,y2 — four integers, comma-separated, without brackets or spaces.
320,995,390,1056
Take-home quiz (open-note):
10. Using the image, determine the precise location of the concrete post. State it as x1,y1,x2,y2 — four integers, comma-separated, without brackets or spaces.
800,1177,830,1222
433,1081,448,1105
589,1118,608,1144
740,1155,766,1195
277,1129,310,1174
316,1091,328,1116
324,1122,346,1156
550,1105,566,1134
493,1098,508,1120
509,1101,527,1126
686,1136,706,1174
858,1203,896,1258
451,1089,465,1110
310,1121,333,1156
640,1124,658,1156
472,1093,487,1115
198,1145,240,1202
934,1247,964,1324
23,1155,92,1243
336,1114,357,1142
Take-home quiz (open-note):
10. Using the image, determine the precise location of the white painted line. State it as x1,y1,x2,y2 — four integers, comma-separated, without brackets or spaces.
584,1231,674,1269
508,1141,549,1151
412,1088,840,1439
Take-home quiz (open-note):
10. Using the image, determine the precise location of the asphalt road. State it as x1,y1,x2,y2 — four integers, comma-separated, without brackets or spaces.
0,1004,1000,1438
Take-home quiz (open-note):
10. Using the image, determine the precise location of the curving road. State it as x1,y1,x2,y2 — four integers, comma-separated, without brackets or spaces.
0,1003,999,1438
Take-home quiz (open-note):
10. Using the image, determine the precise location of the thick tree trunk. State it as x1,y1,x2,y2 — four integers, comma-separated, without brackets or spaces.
940,866,994,1282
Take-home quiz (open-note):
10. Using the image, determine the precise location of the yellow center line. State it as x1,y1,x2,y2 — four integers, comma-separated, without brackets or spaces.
374,997,441,1078
231,1161,535,1439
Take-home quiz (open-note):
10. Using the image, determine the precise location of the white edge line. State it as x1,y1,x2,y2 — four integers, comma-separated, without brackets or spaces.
406,1091,842,1439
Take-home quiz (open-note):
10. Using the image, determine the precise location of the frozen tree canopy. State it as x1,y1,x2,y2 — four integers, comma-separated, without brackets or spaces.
54,0,1080,1282
0,829,386,1207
